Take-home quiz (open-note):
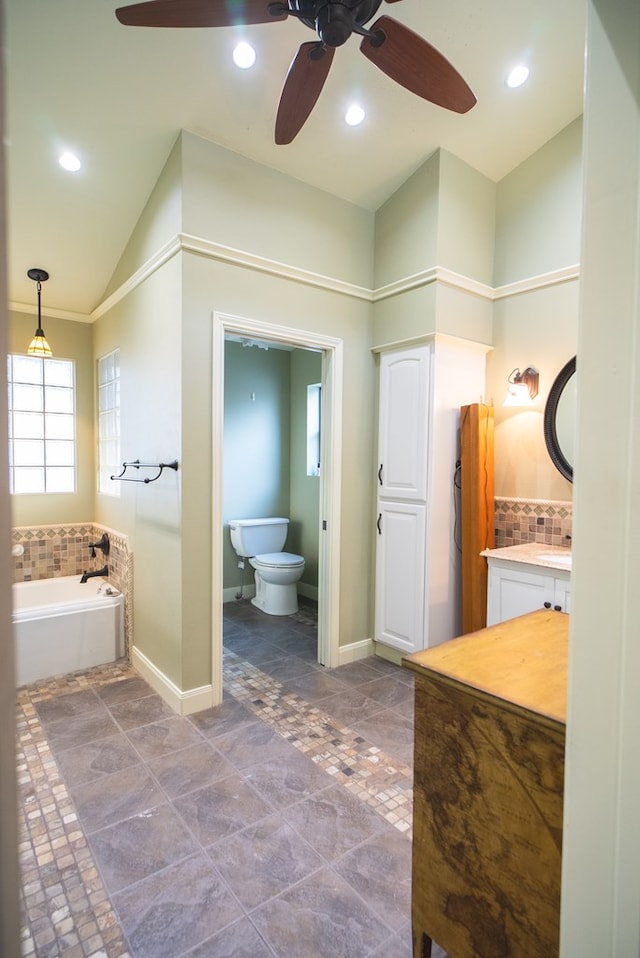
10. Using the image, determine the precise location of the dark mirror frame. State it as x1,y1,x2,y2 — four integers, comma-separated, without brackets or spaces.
543,355,576,483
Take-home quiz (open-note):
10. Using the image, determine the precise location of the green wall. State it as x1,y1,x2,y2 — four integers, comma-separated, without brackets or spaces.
488,116,583,500
494,117,583,286
182,251,374,671
10,117,583,696
372,149,495,350
182,132,375,290
93,254,184,687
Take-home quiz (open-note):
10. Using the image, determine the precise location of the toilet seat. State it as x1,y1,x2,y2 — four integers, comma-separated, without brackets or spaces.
252,552,304,569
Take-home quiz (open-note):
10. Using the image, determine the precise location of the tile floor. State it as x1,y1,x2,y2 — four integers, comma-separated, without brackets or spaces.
16,597,448,958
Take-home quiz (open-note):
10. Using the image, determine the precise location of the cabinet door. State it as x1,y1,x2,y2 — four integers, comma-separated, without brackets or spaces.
375,502,426,653
553,577,571,614
486,564,555,626
377,346,430,501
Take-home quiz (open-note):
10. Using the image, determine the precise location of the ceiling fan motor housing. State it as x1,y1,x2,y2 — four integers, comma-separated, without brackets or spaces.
316,4,351,45
292,0,384,46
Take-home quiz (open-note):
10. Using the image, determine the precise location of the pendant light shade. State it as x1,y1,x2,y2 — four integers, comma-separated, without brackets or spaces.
27,267,52,358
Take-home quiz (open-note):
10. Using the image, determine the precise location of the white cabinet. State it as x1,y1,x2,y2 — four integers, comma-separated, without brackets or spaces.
377,347,430,500
375,345,430,655
374,501,426,654
374,338,488,655
486,559,571,626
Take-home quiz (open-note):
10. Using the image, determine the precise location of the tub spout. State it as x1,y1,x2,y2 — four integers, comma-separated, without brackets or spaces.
80,565,108,584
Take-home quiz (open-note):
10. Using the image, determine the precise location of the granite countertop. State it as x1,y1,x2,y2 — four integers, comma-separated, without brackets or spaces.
480,542,572,572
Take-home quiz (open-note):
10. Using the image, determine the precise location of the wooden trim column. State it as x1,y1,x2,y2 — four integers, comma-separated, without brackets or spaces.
460,403,494,633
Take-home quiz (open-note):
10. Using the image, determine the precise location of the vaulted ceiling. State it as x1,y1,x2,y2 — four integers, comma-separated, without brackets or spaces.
5,0,586,316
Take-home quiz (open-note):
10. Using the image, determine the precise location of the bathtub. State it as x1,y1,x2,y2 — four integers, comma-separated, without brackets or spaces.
13,575,125,686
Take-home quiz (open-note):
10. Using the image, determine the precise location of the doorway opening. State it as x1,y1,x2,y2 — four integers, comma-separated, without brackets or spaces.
211,312,343,705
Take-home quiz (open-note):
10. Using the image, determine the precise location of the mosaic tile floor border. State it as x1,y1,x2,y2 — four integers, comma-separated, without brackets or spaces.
17,648,414,956
17,673,133,958
224,650,414,835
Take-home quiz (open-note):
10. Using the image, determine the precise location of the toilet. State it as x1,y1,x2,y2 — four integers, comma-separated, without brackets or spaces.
228,517,305,615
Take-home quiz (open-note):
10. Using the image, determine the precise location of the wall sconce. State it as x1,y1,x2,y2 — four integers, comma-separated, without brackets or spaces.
504,366,539,406
26,267,52,358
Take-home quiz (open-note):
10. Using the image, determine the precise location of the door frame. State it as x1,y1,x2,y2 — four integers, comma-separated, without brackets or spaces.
211,311,343,703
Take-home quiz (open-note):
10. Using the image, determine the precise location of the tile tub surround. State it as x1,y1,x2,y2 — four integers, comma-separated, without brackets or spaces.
12,523,134,655
494,497,572,549
16,599,451,958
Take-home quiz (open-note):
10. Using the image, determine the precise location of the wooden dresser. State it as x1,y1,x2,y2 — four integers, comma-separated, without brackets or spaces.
403,609,568,958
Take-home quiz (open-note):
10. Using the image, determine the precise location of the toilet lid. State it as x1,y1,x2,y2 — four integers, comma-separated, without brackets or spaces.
253,552,304,568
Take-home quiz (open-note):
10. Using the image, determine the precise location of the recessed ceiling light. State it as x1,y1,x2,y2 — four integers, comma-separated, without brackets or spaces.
233,41,256,69
59,152,81,172
345,104,365,127
506,64,530,89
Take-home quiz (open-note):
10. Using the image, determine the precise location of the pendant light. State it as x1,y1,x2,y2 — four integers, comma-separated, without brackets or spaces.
27,267,52,358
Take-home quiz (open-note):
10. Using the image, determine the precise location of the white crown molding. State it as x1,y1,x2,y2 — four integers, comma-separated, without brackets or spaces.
33,233,579,322
372,263,580,304
7,301,92,323
493,264,580,300
90,234,183,321
180,233,372,301
372,266,494,303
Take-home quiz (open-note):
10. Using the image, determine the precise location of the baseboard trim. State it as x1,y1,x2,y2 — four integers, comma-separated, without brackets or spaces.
372,641,406,667
298,582,318,601
131,646,214,716
223,583,317,604
337,637,375,665
223,586,256,603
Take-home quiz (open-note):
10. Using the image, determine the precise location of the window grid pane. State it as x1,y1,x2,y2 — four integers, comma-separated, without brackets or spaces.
8,355,76,494
97,349,120,496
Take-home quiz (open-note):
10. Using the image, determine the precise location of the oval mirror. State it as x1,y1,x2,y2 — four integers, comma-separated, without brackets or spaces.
543,356,576,482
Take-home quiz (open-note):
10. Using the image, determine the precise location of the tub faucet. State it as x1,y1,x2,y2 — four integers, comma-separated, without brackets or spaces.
89,532,110,558
80,565,108,584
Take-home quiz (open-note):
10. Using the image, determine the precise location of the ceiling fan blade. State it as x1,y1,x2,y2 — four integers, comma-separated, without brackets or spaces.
115,0,285,28
275,42,335,145
360,16,476,114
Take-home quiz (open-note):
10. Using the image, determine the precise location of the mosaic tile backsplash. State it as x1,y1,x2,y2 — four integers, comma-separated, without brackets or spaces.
11,524,133,653
494,498,572,549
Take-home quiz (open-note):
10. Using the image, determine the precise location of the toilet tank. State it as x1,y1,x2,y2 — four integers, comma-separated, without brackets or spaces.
228,517,289,557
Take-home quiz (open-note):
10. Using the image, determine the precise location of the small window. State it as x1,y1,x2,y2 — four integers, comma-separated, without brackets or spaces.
97,349,120,495
7,354,76,494
306,382,321,477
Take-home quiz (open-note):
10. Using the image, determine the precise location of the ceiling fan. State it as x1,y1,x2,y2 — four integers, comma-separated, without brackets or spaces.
115,0,477,144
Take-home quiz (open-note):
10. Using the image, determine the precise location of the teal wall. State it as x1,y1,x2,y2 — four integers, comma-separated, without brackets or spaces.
289,349,322,587
223,341,291,588
222,340,321,593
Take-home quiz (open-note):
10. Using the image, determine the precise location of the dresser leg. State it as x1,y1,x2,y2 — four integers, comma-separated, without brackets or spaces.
414,930,432,958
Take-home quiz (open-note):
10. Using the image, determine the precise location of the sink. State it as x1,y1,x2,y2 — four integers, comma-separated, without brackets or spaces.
537,553,572,567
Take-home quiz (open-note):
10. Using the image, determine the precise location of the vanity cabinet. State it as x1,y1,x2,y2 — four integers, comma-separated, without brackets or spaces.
485,554,571,626
374,338,487,655
403,609,567,958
